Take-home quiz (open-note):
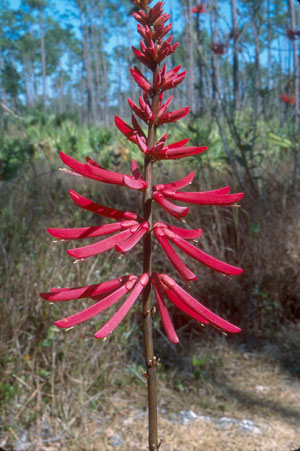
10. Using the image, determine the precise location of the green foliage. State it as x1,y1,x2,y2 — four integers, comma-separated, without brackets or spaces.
0,136,34,180
0,381,15,401
192,354,210,379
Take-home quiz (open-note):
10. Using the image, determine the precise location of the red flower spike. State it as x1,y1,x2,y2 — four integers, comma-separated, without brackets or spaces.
47,220,138,240
55,279,137,329
94,274,149,339
67,226,140,259
40,276,131,302
154,171,194,191
160,274,241,333
151,273,179,344
153,191,189,219
162,189,244,205
163,229,243,276
69,189,139,222
130,67,152,93
115,222,149,253
153,226,197,281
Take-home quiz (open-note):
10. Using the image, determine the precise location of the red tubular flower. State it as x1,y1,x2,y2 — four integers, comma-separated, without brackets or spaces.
54,276,138,329
60,151,147,191
211,43,227,55
148,1,164,23
127,97,154,124
162,228,243,276
279,94,296,105
153,225,197,281
40,275,133,302
129,67,152,94
153,191,189,218
157,96,174,118
152,273,208,327
114,115,147,146
151,272,179,344
161,187,244,205
154,171,195,191
286,29,300,40
132,10,147,27
192,2,206,14
115,221,149,253
132,45,154,69
157,106,190,125
159,274,241,333
131,159,143,179
69,189,140,222
94,273,149,339
66,220,147,260
139,137,207,161
154,222,202,240
47,220,139,240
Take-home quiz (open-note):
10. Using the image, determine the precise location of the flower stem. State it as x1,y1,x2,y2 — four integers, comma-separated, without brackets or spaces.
142,67,160,450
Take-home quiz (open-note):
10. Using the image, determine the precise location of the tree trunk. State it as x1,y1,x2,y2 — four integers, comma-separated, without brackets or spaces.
288,0,299,130
210,0,220,105
39,8,47,110
187,0,196,113
231,0,239,110
80,11,97,124
89,5,102,122
98,9,109,126
59,60,64,114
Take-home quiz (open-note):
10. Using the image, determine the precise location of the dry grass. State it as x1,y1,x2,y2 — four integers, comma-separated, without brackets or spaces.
1,327,300,450
1,156,300,450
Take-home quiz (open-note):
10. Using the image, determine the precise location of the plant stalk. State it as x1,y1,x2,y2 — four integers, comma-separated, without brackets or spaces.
142,66,161,450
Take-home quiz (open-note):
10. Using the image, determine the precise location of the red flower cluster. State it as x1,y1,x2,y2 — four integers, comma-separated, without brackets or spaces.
279,94,296,105
41,0,243,341
191,2,206,14
286,29,300,40
211,42,227,55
